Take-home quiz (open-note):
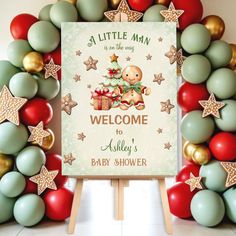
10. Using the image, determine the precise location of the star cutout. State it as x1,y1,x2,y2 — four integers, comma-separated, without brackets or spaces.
29,165,58,195
44,58,61,80
185,173,203,192
220,162,236,187
153,73,165,85
161,99,175,114
84,56,98,71
160,2,184,28
78,132,86,141
110,54,119,62
0,85,27,125
104,0,143,22
61,93,78,115
73,74,81,82
76,50,82,56
158,37,163,42
199,93,225,119
165,45,177,64
64,153,76,165
126,56,131,61
146,54,152,60
157,128,163,134
28,121,50,146
164,142,172,150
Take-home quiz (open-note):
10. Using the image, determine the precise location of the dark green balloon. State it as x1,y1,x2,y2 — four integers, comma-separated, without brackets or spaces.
143,5,167,22
0,192,16,223
0,60,20,90
7,40,32,68
50,1,78,28
39,4,53,21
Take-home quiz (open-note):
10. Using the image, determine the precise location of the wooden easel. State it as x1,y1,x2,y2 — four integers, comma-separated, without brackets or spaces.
67,178,173,235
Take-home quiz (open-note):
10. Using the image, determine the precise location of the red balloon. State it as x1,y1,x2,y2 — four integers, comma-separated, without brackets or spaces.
23,177,37,194
127,0,153,12
168,182,197,218
172,0,203,30
43,188,74,221
209,132,236,161
20,98,53,126
43,47,61,80
178,82,209,112
46,154,68,188
176,163,200,182
10,14,38,40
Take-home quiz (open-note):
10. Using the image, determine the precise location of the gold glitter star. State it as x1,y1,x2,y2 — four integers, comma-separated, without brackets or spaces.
158,37,163,42
146,54,152,60
61,93,78,115
177,49,185,73
164,142,172,150
153,73,165,85
83,56,98,71
28,121,50,146
199,93,225,119
165,45,177,64
29,165,58,195
64,153,76,165
110,54,119,62
161,99,175,114
126,56,131,61
185,173,203,192
104,0,143,22
0,85,27,125
160,2,184,28
220,162,236,187
78,132,86,141
44,58,61,80
157,128,163,134
73,74,81,82
76,50,82,56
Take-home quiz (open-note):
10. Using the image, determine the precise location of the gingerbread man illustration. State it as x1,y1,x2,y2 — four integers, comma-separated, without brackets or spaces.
115,65,151,110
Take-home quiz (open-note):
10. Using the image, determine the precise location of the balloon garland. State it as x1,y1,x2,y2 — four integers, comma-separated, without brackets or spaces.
0,0,236,228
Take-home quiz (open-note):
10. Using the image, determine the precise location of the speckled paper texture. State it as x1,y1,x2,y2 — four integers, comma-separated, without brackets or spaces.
61,22,178,177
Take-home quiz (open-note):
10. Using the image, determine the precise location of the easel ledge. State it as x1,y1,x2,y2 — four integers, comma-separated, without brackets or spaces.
67,176,173,235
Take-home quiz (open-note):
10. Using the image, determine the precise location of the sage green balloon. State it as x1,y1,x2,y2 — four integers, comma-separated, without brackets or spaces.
181,110,215,144
9,72,38,99
34,73,60,100
215,100,236,131
191,190,225,227
182,55,211,84
0,122,28,155
207,68,236,99
0,171,26,198
28,21,60,53
16,146,46,176
50,1,78,28
39,4,53,21
181,24,211,54
200,160,227,192
223,188,236,223
76,0,108,22
205,40,232,69
0,192,16,223
14,194,45,226
7,40,32,67
0,60,20,90
143,5,167,22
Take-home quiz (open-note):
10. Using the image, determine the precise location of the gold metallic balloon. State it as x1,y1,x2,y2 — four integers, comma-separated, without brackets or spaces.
201,15,225,40
108,0,121,9
39,128,55,151
229,44,236,70
192,145,211,165
183,141,197,162
155,0,171,7
0,154,14,178
23,52,44,73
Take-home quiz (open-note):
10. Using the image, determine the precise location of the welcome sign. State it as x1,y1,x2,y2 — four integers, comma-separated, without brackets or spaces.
61,22,178,177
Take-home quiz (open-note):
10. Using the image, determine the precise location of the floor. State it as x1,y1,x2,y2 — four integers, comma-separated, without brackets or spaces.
0,179,236,236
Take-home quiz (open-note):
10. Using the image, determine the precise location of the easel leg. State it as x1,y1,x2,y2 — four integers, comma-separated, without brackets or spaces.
68,179,83,234
158,178,173,235
111,179,129,220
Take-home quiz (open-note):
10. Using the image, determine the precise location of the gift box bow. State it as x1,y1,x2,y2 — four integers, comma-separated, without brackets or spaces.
91,88,114,99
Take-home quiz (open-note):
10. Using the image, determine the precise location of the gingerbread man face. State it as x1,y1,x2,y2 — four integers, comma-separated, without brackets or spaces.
122,66,143,85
